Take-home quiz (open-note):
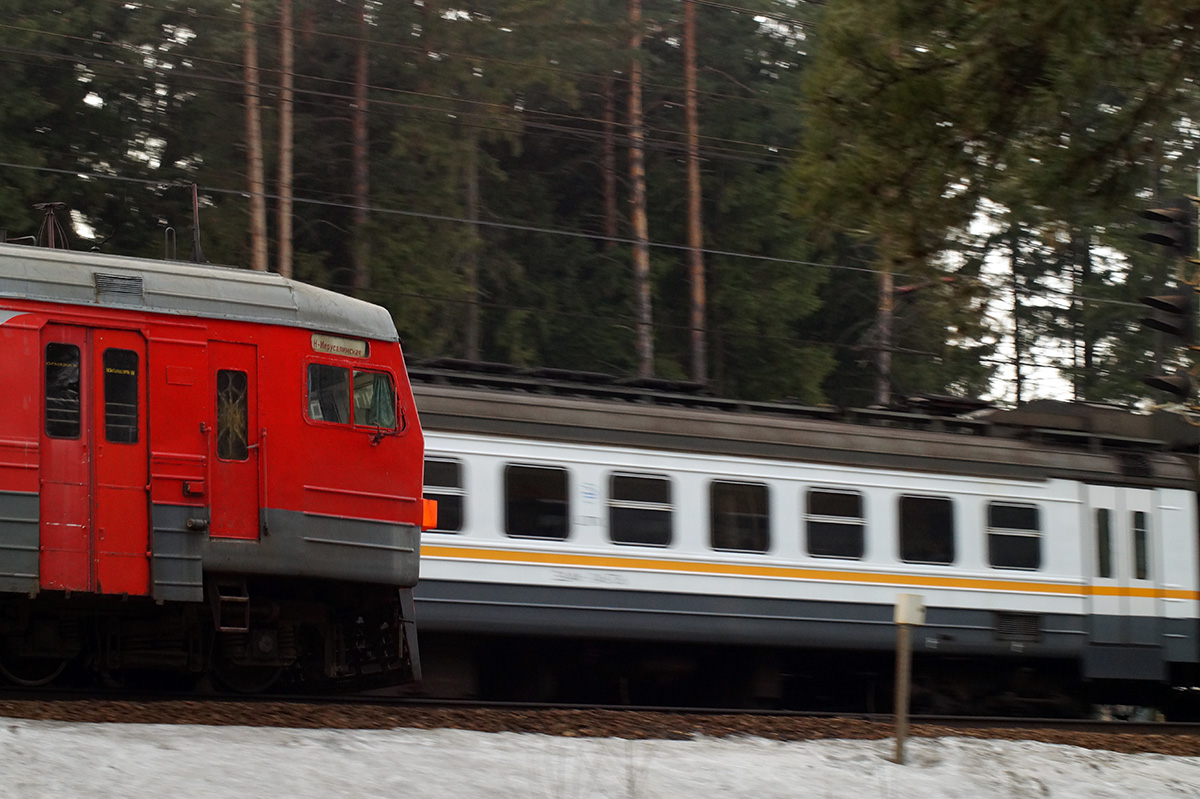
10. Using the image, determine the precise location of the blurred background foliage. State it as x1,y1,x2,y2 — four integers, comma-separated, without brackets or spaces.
5,0,1200,407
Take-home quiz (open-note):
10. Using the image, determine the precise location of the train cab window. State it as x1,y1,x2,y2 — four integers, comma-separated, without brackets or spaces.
899,495,954,564
308,364,398,429
353,370,398,428
424,458,464,532
44,343,81,438
505,464,569,540
309,364,351,423
710,481,770,553
216,369,249,461
1096,509,1112,578
806,490,864,559
986,502,1041,570
1132,511,1149,580
609,474,672,547
103,349,139,443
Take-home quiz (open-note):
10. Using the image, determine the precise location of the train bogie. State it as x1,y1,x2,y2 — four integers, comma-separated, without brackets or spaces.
0,244,428,689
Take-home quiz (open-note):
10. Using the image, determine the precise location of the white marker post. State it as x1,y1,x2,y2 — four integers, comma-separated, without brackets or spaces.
893,593,926,765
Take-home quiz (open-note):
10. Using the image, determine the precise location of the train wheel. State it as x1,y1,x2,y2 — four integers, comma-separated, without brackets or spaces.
0,654,69,687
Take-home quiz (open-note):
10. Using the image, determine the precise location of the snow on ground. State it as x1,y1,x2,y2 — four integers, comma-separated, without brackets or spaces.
1,718,1199,798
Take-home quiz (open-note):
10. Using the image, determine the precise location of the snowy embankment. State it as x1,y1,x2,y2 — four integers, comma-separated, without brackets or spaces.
2,718,1200,798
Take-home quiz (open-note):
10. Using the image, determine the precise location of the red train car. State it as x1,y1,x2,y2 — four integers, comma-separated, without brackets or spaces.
0,243,429,690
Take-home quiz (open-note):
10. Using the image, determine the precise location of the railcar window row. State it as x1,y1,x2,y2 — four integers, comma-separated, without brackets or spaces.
421,457,1053,571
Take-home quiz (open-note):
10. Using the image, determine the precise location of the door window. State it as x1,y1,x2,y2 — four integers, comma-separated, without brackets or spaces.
1132,510,1149,580
216,369,250,461
102,348,139,444
1096,508,1112,578
45,343,81,439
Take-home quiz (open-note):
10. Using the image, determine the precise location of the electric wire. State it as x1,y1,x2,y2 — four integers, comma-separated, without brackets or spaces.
0,43,797,168
0,158,1149,318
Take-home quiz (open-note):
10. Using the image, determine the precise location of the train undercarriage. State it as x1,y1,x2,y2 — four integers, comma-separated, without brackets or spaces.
0,577,419,692
412,632,1192,718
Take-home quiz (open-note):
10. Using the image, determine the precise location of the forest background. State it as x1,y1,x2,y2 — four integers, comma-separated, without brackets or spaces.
3,0,1200,409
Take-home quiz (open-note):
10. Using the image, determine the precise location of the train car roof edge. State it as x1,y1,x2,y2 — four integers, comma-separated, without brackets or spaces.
0,244,398,342
412,382,1197,490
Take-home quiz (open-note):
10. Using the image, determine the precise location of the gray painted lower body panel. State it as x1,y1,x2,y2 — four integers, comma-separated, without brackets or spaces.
0,491,38,594
414,579,1089,657
415,579,1194,680
152,504,421,602
206,507,420,583
0,498,419,604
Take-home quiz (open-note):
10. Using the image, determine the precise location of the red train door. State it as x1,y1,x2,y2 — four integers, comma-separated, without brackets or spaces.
40,325,150,595
40,326,91,591
92,329,150,595
208,342,261,540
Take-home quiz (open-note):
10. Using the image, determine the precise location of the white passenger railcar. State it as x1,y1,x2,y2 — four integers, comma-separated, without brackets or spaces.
410,365,1200,713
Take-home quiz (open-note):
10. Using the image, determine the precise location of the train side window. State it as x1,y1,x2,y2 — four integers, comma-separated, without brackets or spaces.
424,458,464,532
216,369,249,461
44,342,81,439
609,474,672,547
806,489,864,559
1096,509,1112,578
899,495,954,565
710,481,770,553
505,464,569,540
986,502,1041,570
1132,511,1149,580
103,349,139,444
308,364,351,423
353,369,398,429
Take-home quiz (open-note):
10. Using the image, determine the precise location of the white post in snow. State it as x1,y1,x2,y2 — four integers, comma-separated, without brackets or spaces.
893,593,926,765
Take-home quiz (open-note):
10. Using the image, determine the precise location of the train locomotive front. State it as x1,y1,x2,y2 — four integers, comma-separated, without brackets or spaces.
0,243,430,690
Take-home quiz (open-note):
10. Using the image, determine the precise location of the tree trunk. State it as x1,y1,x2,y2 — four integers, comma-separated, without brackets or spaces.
464,128,481,361
602,78,619,249
277,0,295,279
683,0,706,384
242,0,268,272
351,0,371,294
1009,222,1023,405
628,0,653,378
875,259,894,406
1077,228,1095,401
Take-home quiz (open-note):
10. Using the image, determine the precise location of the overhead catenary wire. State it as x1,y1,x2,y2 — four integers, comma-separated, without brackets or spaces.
0,42,798,169
69,0,818,113
0,158,1148,316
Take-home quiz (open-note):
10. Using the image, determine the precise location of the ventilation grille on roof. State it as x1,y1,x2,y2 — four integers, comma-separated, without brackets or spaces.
95,273,144,302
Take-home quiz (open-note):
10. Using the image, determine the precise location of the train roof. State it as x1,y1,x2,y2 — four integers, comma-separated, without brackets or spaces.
409,364,1197,491
0,244,398,342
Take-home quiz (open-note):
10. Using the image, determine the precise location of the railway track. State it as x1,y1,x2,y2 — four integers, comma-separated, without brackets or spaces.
0,690,1198,755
